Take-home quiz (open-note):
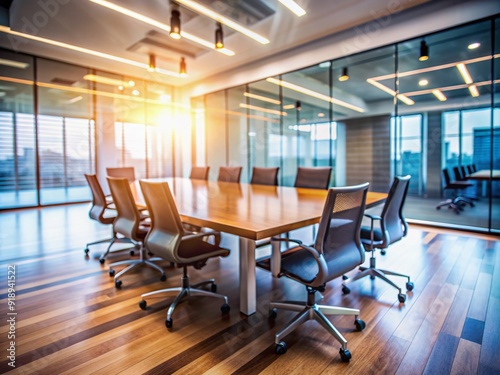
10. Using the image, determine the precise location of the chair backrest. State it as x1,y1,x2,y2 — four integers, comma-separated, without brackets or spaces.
313,183,369,283
84,174,108,222
442,168,452,186
250,167,279,186
190,166,210,180
139,181,185,263
218,166,242,183
106,167,136,183
460,165,468,178
294,167,332,189
107,177,142,240
472,164,478,172
453,166,463,181
379,175,411,247
466,165,474,175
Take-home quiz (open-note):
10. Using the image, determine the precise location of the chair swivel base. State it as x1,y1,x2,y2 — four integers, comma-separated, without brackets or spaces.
139,272,230,329
109,248,166,288
436,196,474,214
269,290,365,362
342,257,414,303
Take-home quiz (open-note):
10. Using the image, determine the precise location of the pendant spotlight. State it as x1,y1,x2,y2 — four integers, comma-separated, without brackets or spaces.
148,53,156,72
215,22,224,49
179,57,187,75
419,40,429,61
170,5,181,40
339,67,349,81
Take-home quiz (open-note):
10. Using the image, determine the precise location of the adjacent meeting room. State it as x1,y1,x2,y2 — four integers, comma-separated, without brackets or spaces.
0,0,499,373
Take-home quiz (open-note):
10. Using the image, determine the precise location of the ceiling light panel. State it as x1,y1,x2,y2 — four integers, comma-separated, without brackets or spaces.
175,0,270,44
278,0,306,17
0,58,29,69
244,92,281,105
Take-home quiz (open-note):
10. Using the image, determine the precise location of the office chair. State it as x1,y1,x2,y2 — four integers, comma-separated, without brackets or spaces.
217,166,242,183
268,183,369,362
342,175,414,303
190,166,210,180
250,167,279,186
294,166,332,189
106,167,136,182
107,177,166,288
138,180,230,329
436,168,474,214
84,174,137,261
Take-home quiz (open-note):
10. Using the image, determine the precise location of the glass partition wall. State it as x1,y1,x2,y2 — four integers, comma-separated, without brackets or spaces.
0,50,175,210
194,16,499,234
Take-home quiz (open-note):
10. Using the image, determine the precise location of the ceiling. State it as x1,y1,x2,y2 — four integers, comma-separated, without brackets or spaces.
0,0,432,87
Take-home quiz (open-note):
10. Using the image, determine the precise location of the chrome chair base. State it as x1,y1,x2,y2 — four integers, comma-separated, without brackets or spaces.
270,290,364,360
139,271,229,328
109,246,165,288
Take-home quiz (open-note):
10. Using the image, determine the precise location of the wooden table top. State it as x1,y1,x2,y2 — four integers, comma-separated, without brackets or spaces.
133,178,387,241
467,170,500,181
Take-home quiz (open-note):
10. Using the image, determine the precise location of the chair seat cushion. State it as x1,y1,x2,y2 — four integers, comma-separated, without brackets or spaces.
360,226,383,242
280,244,362,285
178,238,230,264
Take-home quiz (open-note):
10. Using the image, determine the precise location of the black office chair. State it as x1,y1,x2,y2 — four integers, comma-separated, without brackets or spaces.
138,180,230,329
190,166,210,180
342,175,414,303
107,177,166,288
436,168,474,214
269,183,369,362
217,166,242,183
84,174,137,262
250,167,279,186
294,166,332,189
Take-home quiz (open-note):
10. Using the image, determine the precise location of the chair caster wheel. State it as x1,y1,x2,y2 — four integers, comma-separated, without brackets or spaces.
211,284,217,293
166,318,173,329
342,275,348,280
84,248,89,254
160,274,166,282
339,348,351,362
398,293,406,303
370,275,375,280
342,286,350,294
115,280,122,288
109,269,115,277
406,282,414,291
129,250,135,256
221,303,230,314
381,249,386,255
355,319,366,331
139,300,147,310
275,341,287,355
269,308,277,319
99,258,105,264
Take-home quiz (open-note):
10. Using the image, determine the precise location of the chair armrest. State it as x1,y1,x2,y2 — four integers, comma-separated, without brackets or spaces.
270,237,303,246
182,230,220,241
364,213,382,221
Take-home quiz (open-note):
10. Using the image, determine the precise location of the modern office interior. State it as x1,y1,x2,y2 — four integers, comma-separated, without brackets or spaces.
0,0,499,373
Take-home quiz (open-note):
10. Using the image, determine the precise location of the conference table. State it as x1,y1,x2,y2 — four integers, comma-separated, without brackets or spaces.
133,177,387,315
467,170,500,196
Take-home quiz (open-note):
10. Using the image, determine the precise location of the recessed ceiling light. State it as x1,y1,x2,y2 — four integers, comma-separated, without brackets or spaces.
432,89,447,101
318,113,325,117
283,104,295,110
468,42,480,50
278,0,306,17
419,79,428,86
132,89,140,96
319,62,331,68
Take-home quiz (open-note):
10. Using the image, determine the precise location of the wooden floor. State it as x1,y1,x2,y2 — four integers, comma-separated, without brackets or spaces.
0,204,499,374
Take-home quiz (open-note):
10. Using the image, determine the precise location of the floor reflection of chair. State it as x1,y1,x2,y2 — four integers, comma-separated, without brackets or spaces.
138,180,230,329
107,177,166,288
268,183,369,362
342,175,414,303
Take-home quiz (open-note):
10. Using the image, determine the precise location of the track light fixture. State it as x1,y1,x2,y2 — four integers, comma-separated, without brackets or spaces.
296,100,301,111
339,67,349,81
148,53,156,72
170,6,181,39
419,40,429,61
179,57,187,75
215,22,224,49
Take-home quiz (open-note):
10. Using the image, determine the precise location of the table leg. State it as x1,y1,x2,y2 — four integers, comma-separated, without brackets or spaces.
270,239,281,278
239,237,256,316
